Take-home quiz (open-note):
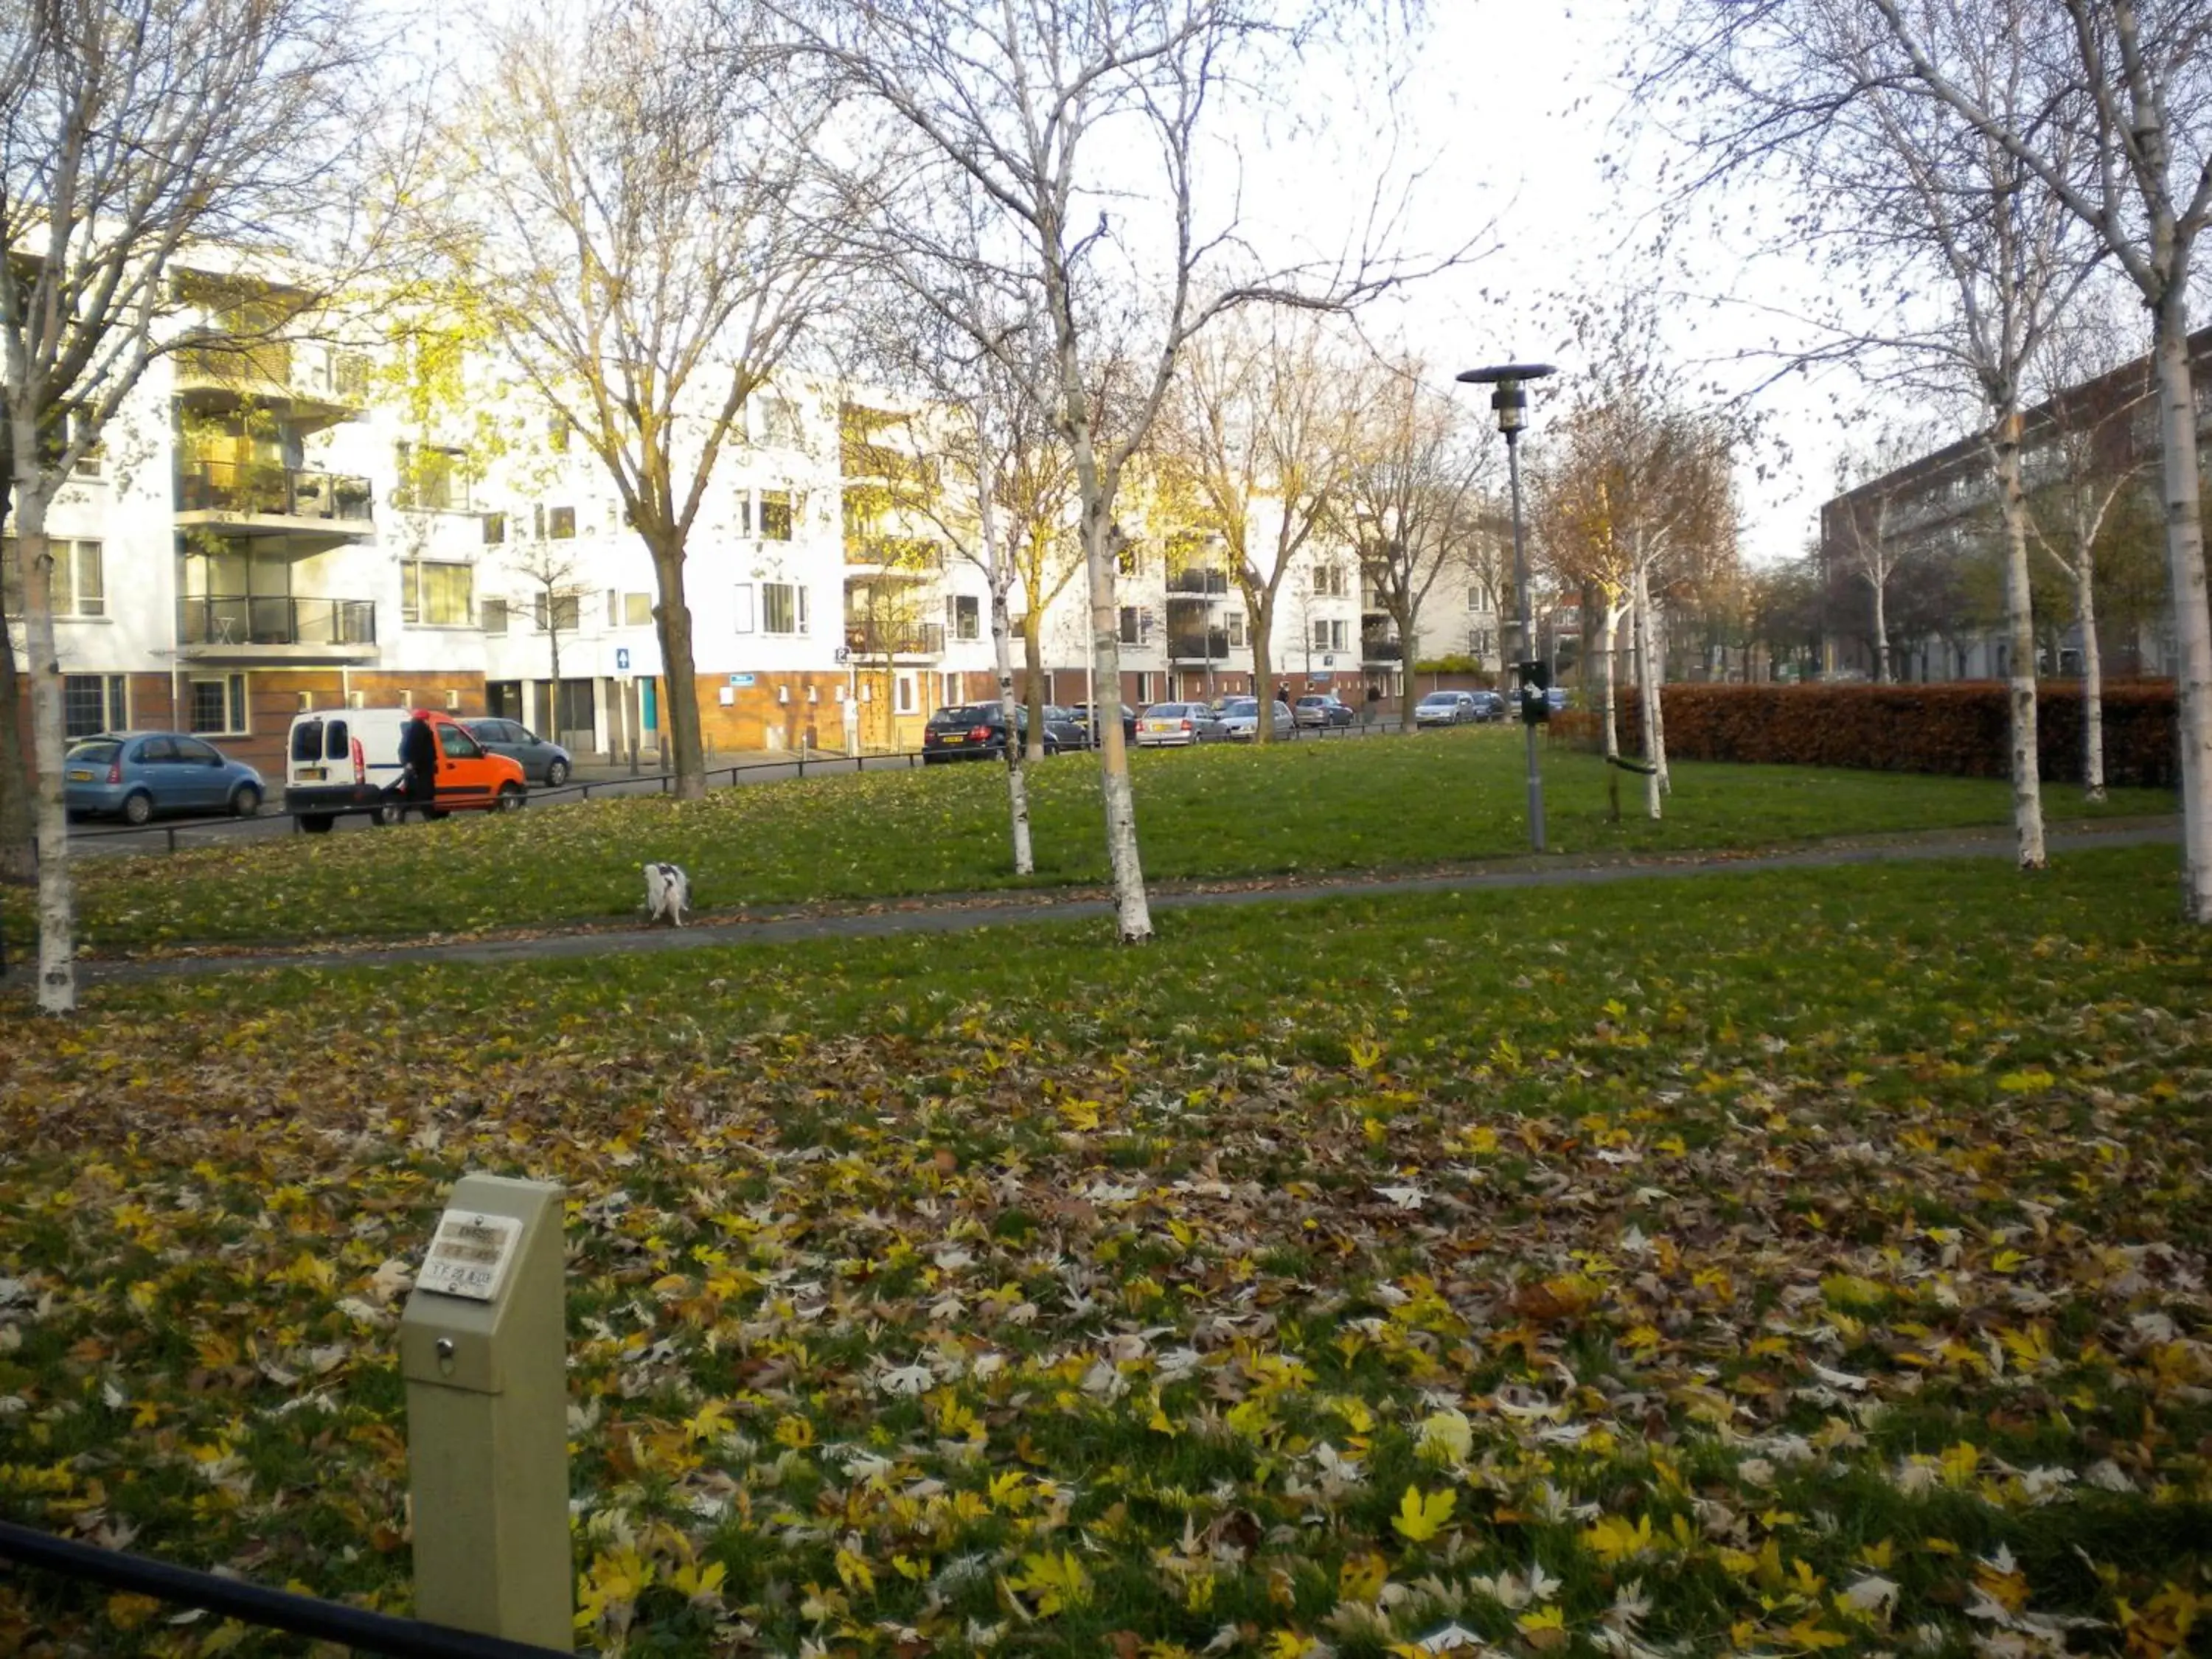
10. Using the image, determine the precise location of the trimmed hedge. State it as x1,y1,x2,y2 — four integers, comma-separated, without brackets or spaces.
1606,682,2179,788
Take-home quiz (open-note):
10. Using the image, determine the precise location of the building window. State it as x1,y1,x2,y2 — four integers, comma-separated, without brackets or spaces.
749,490,796,541
896,672,916,714
1228,612,1245,647
189,673,247,735
548,414,571,453
1467,585,1486,613
1315,564,1348,599
1329,619,1348,651
395,442,470,512
5,538,105,617
481,599,509,636
1119,605,1140,646
543,504,576,540
753,394,803,448
403,560,475,626
1117,540,1144,577
483,512,507,546
625,592,653,627
63,674,126,739
949,594,981,641
532,592,580,631
733,583,756,633
40,406,103,479
762,581,808,636
942,673,961,705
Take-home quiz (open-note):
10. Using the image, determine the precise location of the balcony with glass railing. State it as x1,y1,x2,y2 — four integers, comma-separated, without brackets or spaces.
1168,628,1231,662
177,594,378,656
175,461,375,534
1360,633,1404,662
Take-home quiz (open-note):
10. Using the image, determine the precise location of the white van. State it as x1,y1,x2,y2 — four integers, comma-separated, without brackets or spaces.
284,709,527,832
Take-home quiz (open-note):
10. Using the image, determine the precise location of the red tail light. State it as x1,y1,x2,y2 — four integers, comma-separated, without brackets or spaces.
1179,719,1192,731
351,736,366,785
970,725,991,741
106,762,122,785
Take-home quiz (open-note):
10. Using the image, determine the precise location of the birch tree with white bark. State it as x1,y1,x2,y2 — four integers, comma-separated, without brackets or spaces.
2023,319,2154,801
1532,314,1736,819
764,0,1453,942
1826,428,1943,684
0,0,381,1012
1654,0,2212,905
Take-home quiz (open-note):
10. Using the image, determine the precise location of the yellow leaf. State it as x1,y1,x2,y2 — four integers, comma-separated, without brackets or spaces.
1010,1549,1093,1616
1582,1512,1657,1564
1339,1551,1389,1604
1391,1484,1456,1543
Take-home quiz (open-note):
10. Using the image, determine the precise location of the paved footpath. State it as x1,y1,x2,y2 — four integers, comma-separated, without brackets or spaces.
36,818,2178,990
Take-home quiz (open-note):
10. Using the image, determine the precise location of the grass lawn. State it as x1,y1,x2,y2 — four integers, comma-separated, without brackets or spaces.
1,845,2208,1656
0,728,2174,956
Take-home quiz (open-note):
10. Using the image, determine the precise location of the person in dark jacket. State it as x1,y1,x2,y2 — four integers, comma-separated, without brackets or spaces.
395,712,439,822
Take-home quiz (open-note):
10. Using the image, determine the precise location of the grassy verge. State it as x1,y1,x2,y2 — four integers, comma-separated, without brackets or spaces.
2,846,2207,1655
1,729,2176,956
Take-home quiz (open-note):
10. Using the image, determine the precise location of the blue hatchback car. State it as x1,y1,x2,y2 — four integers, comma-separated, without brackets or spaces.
65,731,266,824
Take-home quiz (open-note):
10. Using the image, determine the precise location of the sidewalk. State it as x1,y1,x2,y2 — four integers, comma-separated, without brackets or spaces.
49,818,2180,987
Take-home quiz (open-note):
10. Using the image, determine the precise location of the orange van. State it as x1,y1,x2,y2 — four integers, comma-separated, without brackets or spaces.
284,708,528,832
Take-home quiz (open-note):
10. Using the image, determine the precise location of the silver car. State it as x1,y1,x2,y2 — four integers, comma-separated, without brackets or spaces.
1215,697,1293,740
1135,701,1228,746
1414,690,1480,727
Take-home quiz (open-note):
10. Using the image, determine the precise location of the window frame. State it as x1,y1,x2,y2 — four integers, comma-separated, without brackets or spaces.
401,558,476,627
63,673,127,739
188,672,248,737
761,580,808,636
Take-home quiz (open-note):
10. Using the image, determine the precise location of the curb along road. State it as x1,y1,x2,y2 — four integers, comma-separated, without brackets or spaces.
25,819,2180,990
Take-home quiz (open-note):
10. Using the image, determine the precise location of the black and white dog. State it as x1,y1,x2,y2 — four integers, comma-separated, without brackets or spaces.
643,861,690,927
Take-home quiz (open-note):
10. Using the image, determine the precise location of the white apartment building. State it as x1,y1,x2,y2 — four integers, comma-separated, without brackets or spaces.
5,274,1509,770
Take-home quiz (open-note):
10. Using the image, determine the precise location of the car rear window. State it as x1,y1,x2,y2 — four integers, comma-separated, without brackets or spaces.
324,718,349,760
69,740,120,765
290,720,323,762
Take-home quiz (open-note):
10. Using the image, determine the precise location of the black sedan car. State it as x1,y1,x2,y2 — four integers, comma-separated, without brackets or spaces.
1068,703,1138,745
922,703,1079,763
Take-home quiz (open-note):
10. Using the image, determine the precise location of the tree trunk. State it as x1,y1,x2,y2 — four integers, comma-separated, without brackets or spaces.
1632,569,1662,821
1086,512,1150,941
1595,602,1621,762
1647,585,1671,793
1995,409,2046,870
2076,553,2104,801
1023,611,1048,762
0,622,33,884
15,467,74,1011
647,541,706,800
1871,575,1891,684
2150,291,2212,915
1248,592,1276,745
989,580,1034,875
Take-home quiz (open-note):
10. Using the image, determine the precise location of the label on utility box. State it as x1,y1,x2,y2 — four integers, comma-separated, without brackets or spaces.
418,1210,524,1303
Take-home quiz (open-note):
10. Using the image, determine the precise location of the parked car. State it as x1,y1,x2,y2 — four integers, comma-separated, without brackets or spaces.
1546,686,1571,713
1414,690,1481,727
284,708,528,831
1217,697,1294,740
1037,705,1091,752
1293,694,1355,728
462,718,573,786
65,731,265,824
1469,690,1507,722
1135,701,1228,746
922,703,1077,763
1069,703,1138,745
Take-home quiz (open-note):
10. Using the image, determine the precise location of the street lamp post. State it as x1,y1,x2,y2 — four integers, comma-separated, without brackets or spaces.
1456,362,1556,853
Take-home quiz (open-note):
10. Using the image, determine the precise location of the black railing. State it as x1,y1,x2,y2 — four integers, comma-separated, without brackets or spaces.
1167,569,1229,594
175,460,374,523
1362,636,1404,661
179,594,377,647
0,1519,563,1658
844,621,945,655
1167,630,1230,661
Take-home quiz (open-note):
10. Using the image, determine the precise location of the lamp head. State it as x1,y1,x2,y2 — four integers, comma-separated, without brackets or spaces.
1456,363,1556,436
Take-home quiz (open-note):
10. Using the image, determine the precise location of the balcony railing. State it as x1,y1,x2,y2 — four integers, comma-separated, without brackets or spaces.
844,532,945,568
1168,629,1231,661
175,340,370,404
175,461,374,524
1167,568,1230,594
1361,636,1403,661
178,595,377,648
844,621,945,656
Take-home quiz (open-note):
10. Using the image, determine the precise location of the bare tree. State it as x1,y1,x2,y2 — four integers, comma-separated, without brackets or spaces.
441,0,838,803
1334,356,1493,731
1,0,380,1012
1826,428,1942,684
1533,310,1736,819
768,0,1453,942
1661,0,2212,908
2024,316,2155,799
1156,315,1366,742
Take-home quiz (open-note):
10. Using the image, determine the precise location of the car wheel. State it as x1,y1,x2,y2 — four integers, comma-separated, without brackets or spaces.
299,813,335,834
543,758,570,787
370,801,402,827
495,784,525,811
230,784,261,818
122,790,153,827
1043,738,1060,757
